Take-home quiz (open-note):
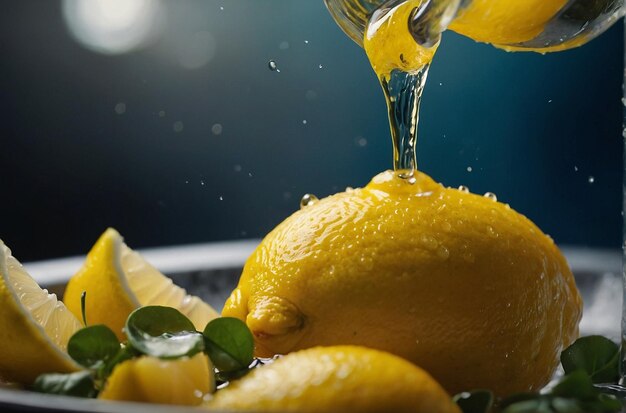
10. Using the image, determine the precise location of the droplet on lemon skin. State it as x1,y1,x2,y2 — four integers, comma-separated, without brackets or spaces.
222,170,582,397
205,346,461,413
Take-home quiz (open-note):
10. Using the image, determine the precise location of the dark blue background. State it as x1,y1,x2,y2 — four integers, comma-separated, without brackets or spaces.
0,1,623,261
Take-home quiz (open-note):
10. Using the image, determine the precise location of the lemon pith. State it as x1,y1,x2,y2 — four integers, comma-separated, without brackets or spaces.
223,170,583,396
0,240,81,384
206,345,461,413
64,228,218,339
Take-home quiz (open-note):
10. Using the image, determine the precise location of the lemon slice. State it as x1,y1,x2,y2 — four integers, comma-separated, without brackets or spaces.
0,240,81,384
64,228,218,339
99,353,214,406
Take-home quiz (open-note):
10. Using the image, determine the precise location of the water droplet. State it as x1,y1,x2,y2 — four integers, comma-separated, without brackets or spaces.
200,180,205,186
548,99,553,103
466,166,473,172
574,166,578,172
219,196,224,201
356,137,367,147
173,121,184,132
588,176,595,184
304,40,309,44
300,194,318,208
268,60,280,72
458,185,470,194
211,123,223,135
398,170,416,184
318,64,323,69
114,102,126,115
420,234,438,251
302,119,307,125
436,246,450,260
483,192,497,201
158,110,165,117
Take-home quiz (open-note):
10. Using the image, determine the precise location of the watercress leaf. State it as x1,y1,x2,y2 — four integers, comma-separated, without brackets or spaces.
452,390,493,413
67,325,120,368
32,371,97,398
125,306,204,359
552,370,598,400
502,399,549,413
597,393,623,411
215,367,252,384
551,397,584,413
500,392,540,409
560,336,620,384
203,317,254,372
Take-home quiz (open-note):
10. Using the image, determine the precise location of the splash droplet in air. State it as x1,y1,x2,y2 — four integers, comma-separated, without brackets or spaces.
268,60,280,72
300,194,319,208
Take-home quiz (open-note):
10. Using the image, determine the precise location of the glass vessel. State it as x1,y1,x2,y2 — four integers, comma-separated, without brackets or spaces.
325,0,625,52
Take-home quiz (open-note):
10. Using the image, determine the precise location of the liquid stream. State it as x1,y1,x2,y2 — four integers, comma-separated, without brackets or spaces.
356,0,625,181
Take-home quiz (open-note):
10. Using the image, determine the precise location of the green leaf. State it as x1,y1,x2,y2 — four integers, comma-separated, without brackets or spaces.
67,325,120,368
552,370,598,400
215,368,252,383
551,397,584,413
596,393,623,411
203,317,254,372
452,390,493,413
502,398,551,413
32,371,97,398
125,306,204,359
560,336,620,384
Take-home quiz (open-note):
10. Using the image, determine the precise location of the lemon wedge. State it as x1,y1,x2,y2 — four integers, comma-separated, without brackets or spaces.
64,228,218,339
99,353,214,405
0,240,81,384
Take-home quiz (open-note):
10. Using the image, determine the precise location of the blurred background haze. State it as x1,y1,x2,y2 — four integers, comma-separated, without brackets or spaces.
0,0,623,260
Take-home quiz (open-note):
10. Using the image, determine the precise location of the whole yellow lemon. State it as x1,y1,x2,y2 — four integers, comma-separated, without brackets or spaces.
223,170,582,396
206,345,460,413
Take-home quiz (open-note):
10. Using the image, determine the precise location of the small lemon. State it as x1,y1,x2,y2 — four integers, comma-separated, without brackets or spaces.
206,345,460,413
0,239,81,384
223,170,582,396
99,353,214,405
64,228,218,339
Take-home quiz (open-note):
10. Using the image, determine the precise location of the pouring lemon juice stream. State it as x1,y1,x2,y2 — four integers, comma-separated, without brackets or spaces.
359,0,624,181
